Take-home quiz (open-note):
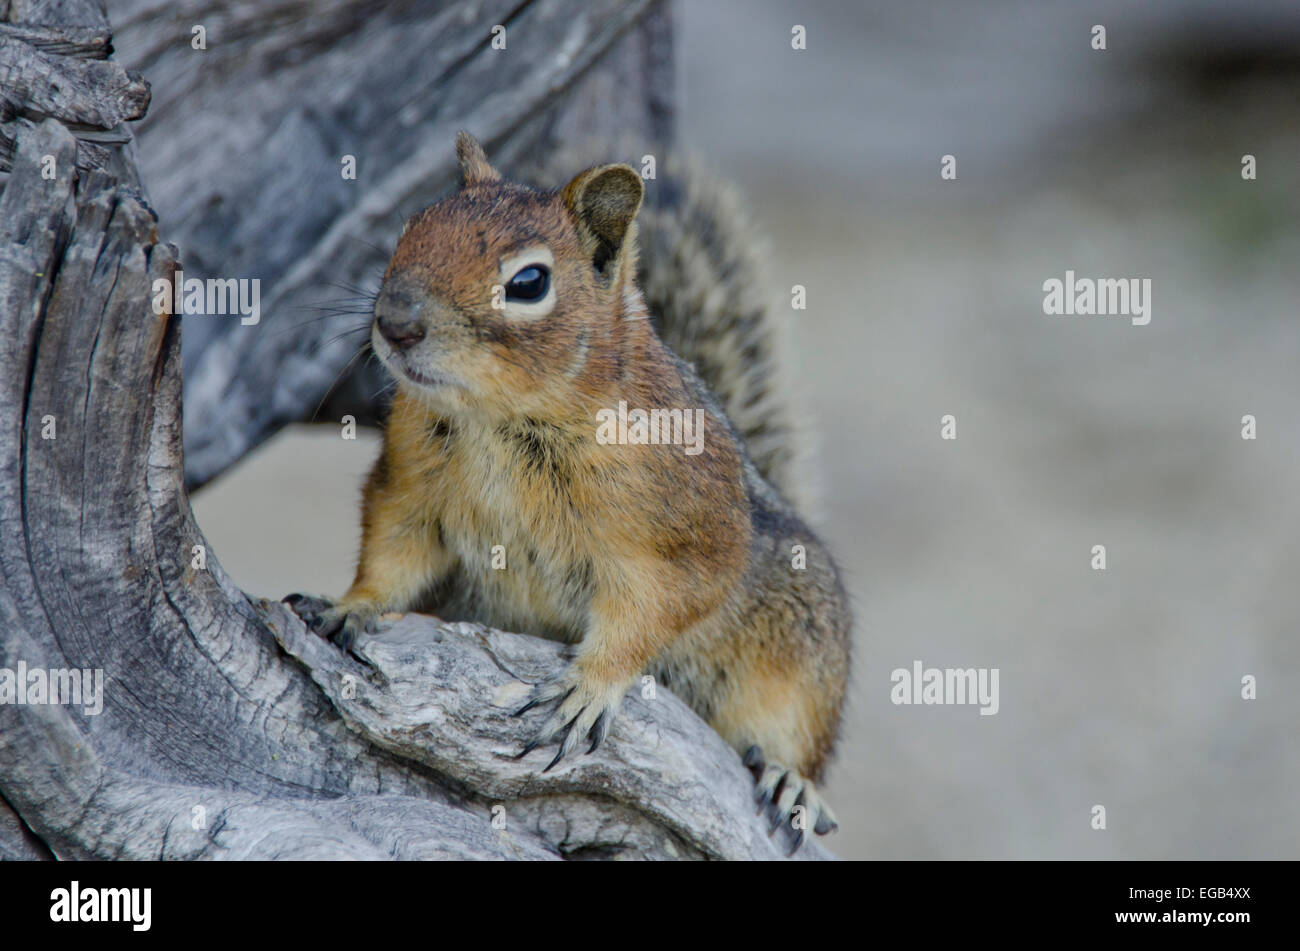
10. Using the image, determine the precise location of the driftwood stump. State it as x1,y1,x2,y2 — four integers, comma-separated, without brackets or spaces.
0,0,829,859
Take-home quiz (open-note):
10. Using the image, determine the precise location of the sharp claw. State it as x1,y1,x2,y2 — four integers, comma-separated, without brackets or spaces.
586,710,610,754
765,773,798,836
743,745,764,770
512,698,541,717
515,740,539,760
768,810,787,836
513,684,574,718
755,778,779,816
283,593,303,606
540,709,585,772
787,831,806,856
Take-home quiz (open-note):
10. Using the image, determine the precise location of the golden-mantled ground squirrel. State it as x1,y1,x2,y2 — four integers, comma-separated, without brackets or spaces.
287,133,851,850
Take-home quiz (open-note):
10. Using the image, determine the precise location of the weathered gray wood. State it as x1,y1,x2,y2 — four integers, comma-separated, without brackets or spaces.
0,35,146,126
6,0,108,30
0,23,111,58
0,5,825,861
0,22,145,180
264,605,825,860
0,794,50,860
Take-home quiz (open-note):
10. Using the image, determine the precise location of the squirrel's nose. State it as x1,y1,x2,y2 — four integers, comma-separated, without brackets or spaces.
375,284,427,350
377,313,426,350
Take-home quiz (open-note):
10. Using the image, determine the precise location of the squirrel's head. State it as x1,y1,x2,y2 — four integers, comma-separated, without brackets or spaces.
371,131,646,418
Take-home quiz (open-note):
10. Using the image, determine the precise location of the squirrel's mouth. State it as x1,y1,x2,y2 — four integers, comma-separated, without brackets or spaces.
372,327,467,393
394,357,464,392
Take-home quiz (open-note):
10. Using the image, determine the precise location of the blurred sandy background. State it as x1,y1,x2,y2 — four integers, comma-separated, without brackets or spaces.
193,0,1300,859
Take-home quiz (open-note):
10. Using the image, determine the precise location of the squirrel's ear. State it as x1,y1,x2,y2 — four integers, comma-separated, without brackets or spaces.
456,131,500,187
562,164,644,280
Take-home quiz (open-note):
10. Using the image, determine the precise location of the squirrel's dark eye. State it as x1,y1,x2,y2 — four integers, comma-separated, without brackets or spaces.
505,265,549,303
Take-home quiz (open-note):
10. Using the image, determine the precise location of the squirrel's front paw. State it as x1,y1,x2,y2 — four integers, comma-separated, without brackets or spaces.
512,664,629,772
744,745,839,855
283,593,378,653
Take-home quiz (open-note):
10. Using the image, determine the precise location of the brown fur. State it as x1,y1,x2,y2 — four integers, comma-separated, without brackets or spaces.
297,134,851,823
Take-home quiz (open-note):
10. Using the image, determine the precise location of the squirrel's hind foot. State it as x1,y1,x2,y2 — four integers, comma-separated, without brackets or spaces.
743,745,838,855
